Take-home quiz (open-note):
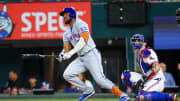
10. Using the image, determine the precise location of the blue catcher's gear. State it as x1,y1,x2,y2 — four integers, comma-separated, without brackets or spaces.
60,7,76,18
137,91,176,101
121,70,144,94
130,34,147,49
121,70,133,87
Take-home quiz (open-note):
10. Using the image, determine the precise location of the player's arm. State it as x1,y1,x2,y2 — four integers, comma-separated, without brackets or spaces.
143,62,160,81
68,32,88,56
63,24,89,59
57,33,72,61
135,64,141,73
144,62,160,81
142,50,159,80
61,32,72,53
68,23,89,56
151,62,160,73
134,51,141,73
64,42,72,53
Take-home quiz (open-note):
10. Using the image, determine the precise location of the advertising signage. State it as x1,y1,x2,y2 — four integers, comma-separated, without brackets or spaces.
0,2,92,40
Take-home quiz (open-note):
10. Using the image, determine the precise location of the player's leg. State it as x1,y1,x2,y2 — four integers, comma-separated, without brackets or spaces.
143,76,165,92
83,49,129,100
137,90,177,101
63,58,94,94
138,75,176,101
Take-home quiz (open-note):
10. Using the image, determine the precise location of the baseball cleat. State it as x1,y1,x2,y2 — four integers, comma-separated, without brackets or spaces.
119,96,130,101
170,93,177,101
78,91,95,101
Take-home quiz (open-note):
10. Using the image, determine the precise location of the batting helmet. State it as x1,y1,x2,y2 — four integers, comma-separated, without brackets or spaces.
60,7,76,18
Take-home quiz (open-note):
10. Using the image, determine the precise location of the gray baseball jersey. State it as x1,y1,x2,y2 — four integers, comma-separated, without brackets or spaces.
63,19,96,56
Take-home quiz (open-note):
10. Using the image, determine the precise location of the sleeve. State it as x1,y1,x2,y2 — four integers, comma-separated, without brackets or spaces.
78,22,89,34
142,49,159,80
78,23,89,43
68,37,85,56
143,49,158,65
63,33,69,43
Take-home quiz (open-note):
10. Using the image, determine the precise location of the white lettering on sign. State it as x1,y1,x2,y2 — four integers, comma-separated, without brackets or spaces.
21,12,31,32
21,11,85,32
32,12,46,32
48,12,57,31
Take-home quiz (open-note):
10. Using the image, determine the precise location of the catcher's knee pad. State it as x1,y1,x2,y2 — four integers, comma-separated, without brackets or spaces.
137,91,149,101
138,91,174,101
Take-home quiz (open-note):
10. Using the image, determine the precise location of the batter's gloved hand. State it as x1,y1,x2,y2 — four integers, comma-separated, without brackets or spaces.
57,51,65,62
62,52,72,60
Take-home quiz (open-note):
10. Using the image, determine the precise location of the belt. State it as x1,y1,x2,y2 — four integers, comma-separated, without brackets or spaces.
79,48,95,57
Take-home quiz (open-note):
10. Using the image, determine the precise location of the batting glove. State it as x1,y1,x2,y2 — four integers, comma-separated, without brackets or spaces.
57,51,65,62
62,52,72,60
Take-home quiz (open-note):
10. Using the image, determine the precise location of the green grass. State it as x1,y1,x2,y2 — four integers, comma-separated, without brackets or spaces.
0,97,179,101
0,99,119,101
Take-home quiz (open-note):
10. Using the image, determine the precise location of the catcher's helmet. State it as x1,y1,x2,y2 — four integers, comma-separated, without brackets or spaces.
130,34,147,49
60,7,76,18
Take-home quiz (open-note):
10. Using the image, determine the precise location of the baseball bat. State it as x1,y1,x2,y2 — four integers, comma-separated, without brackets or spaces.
22,54,59,58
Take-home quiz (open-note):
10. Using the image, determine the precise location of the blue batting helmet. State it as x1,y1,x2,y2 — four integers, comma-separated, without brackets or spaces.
130,34,147,49
60,7,76,18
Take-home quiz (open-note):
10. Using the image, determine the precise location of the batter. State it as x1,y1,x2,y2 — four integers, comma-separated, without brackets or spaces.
58,7,130,101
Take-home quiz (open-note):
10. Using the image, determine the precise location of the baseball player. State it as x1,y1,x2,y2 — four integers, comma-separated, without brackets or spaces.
58,7,130,101
121,34,177,101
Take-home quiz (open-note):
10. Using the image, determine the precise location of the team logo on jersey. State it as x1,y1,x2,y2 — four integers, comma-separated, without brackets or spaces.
0,4,13,39
69,33,80,42
150,56,155,60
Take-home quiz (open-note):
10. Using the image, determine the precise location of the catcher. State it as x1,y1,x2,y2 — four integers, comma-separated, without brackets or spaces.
121,34,177,101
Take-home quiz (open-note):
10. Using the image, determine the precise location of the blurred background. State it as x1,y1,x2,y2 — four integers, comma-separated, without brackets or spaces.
0,0,179,100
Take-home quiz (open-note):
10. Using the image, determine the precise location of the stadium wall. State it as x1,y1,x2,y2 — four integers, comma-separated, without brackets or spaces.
0,2,180,87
